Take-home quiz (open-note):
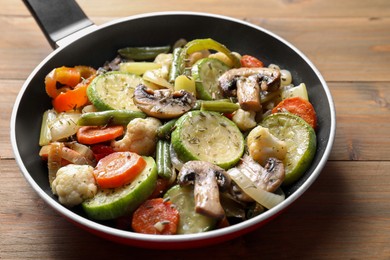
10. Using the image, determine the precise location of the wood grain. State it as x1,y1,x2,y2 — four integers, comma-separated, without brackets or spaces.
1,160,389,259
1,0,390,259
1,5,390,82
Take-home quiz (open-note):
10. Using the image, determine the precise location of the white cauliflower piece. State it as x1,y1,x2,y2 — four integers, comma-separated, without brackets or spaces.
51,164,97,207
247,125,287,166
232,108,257,131
111,117,162,155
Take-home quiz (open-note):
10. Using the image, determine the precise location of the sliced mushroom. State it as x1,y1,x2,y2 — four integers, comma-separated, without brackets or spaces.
231,155,285,202
236,75,262,111
219,67,281,97
177,161,231,220
133,85,196,119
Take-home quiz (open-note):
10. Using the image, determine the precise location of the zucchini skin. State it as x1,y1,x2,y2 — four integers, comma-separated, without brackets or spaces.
171,111,244,169
82,157,157,220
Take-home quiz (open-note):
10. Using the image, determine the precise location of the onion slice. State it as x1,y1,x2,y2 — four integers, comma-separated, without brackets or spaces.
227,167,285,209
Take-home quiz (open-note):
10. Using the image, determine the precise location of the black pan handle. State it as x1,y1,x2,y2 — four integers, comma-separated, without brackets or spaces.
22,0,94,49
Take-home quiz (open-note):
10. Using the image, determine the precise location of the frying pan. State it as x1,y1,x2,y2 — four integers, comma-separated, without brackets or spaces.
11,0,336,249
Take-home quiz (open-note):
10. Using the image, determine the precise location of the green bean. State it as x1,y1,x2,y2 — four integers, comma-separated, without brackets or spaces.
168,47,182,83
199,100,240,114
77,110,146,126
118,45,170,60
156,139,173,179
157,119,178,139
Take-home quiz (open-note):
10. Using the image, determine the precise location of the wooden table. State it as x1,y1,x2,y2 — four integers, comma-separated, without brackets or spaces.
1,0,390,259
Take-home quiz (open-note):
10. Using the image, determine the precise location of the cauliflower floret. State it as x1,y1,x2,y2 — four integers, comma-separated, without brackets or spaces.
232,108,257,131
51,164,97,207
111,117,162,155
247,125,287,166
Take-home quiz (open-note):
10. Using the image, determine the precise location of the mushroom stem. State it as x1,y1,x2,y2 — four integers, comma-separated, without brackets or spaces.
178,161,231,220
236,76,262,111
193,170,225,219
218,67,281,101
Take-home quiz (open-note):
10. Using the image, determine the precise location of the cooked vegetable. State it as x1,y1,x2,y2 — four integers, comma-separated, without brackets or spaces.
47,142,64,187
261,112,317,186
236,75,262,111
45,66,96,112
82,156,157,220
199,100,240,113
164,185,216,234
247,125,287,166
131,198,179,235
51,164,97,207
52,76,94,112
191,58,230,100
48,111,81,142
208,51,236,67
156,139,173,180
219,67,281,96
87,71,142,111
112,117,161,156
171,111,245,169
228,167,285,209
39,38,319,234
148,177,172,199
77,110,146,126
168,47,182,83
237,155,285,193
280,69,292,87
77,125,124,145
91,144,115,162
174,75,196,95
93,151,147,189
39,109,57,146
60,146,95,166
272,96,317,130
119,62,162,75
177,161,231,220
157,119,178,139
231,108,257,131
45,66,81,98
240,55,264,68
133,85,196,119
177,38,240,75
142,69,173,89
281,83,309,100
118,45,170,60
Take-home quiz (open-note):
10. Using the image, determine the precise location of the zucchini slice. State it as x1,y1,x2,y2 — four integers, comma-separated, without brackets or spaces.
164,185,216,234
171,111,244,169
191,58,230,100
261,112,317,186
87,71,142,111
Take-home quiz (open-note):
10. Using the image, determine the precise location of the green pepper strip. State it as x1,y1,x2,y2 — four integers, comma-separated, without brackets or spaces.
118,45,171,60
77,110,146,126
177,38,241,75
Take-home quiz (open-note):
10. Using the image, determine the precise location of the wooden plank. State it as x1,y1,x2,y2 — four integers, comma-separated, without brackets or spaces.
328,81,390,161
1,159,389,259
1,14,389,82
3,0,390,18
